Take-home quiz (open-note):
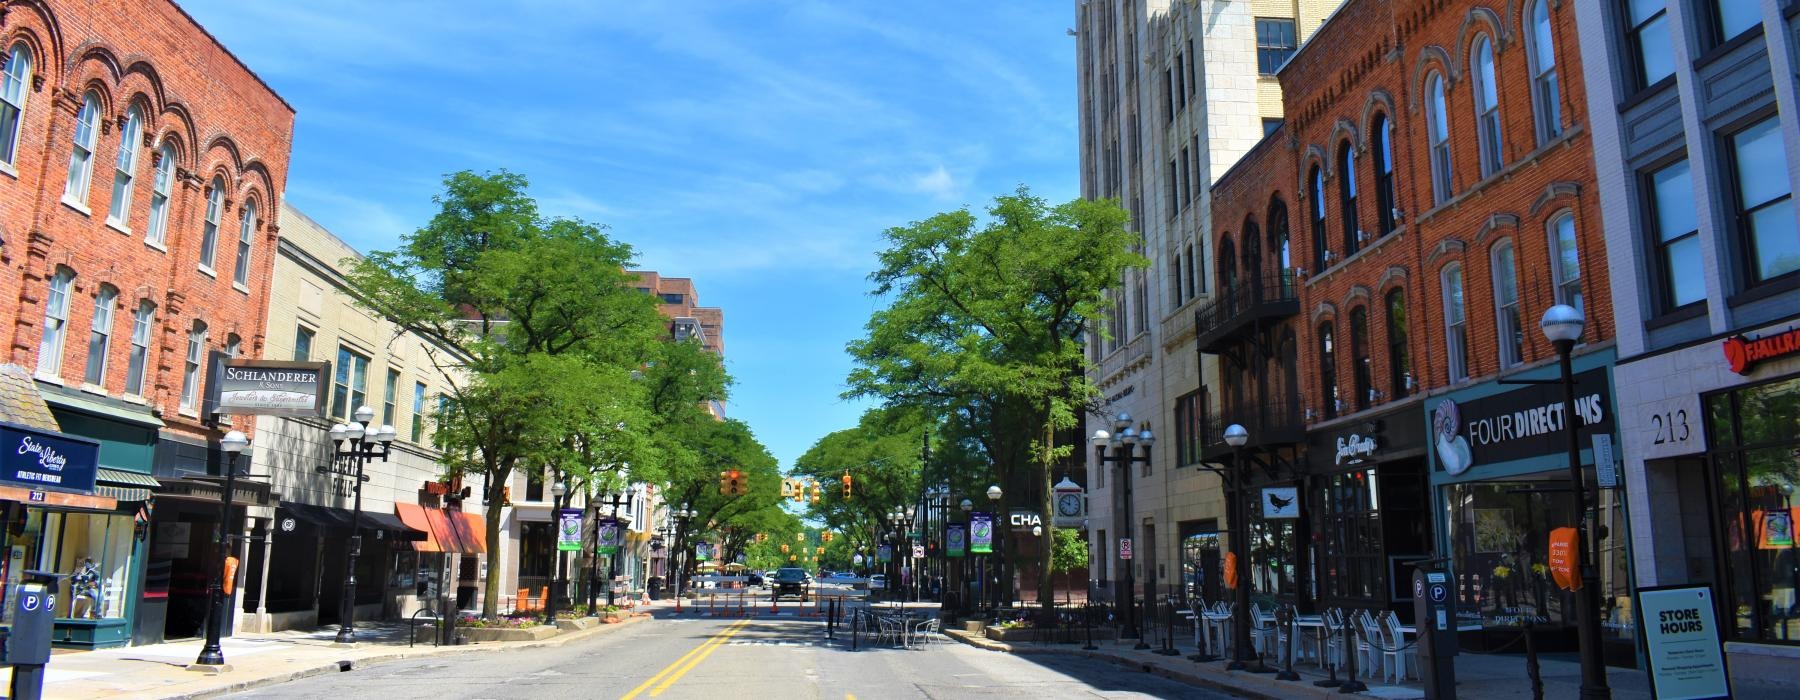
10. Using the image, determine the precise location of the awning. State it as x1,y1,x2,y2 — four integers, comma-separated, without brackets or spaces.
38,387,164,428
279,502,424,539
395,503,487,554
94,468,158,502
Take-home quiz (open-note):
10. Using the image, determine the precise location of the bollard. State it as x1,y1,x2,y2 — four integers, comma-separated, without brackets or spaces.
1083,602,1098,651
1275,606,1300,681
1157,598,1181,656
827,599,836,640
1338,613,1368,693
1134,595,1153,650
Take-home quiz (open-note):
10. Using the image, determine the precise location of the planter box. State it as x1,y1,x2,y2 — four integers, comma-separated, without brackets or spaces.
463,625,561,642
555,618,596,632
963,620,985,634
983,626,1041,642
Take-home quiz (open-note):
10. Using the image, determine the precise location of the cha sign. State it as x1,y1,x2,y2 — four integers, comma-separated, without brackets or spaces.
213,360,330,417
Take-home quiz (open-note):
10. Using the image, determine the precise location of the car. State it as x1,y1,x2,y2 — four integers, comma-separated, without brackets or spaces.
868,574,887,590
745,571,764,587
770,567,811,600
820,571,859,585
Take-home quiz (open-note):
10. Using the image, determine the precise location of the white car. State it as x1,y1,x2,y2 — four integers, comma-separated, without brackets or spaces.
868,574,887,590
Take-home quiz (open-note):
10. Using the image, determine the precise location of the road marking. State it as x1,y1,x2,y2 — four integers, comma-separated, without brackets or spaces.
647,618,752,696
618,618,750,700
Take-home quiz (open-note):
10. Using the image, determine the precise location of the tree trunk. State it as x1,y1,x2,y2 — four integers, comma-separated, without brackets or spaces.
482,485,504,619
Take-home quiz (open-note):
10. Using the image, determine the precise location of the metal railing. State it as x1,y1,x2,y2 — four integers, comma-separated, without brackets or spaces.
1201,400,1304,456
1193,270,1300,346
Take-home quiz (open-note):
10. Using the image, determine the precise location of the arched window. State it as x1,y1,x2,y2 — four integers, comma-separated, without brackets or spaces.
0,43,32,166
1426,73,1452,203
200,177,223,269
1350,307,1372,409
146,143,175,246
1472,37,1503,176
1548,212,1582,312
234,199,256,285
1269,199,1292,295
1526,1,1562,144
84,284,118,386
1243,218,1262,291
1386,289,1410,399
62,92,101,205
38,266,74,375
1492,240,1523,368
1339,142,1360,255
125,301,154,396
1218,236,1237,293
1171,250,1184,305
1318,321,1339,419
106,107,144,226
1441,264,1469,382
1373,115,1397,234
1310,165,1329,268
180,320,207,411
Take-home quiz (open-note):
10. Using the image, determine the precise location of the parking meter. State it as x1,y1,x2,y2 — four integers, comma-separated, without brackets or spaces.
4,571,60,700
1412,568,1457,699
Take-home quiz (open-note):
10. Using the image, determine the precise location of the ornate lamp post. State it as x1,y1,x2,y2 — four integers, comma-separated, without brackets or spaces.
590,490,629,614
193,430,249,668
959,498,974,614
1221,423,1271,672
1092,413,1154,646
670,505,695,598
986,484,1003,610
1541,304,1611,699
326,406,395,645
544,476,569,624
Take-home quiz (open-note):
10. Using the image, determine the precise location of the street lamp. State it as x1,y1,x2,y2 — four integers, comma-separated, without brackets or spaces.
1093,413,1154,647
544,477,569,624
1221,423,1270,671
324,406,395,645
193,430,249,668
986,484,1004,611
1541,304,1611,699
590,491,629,614
670,506,695,598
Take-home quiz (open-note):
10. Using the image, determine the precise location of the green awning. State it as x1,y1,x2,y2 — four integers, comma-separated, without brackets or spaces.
38,390,164,428
95,485,151,502
97,468,159,488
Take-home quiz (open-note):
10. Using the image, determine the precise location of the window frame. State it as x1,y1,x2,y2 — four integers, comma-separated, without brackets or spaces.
411,382,427,443
1645,158,1706,312
293,325,314,362
1339,142,1361,256
84,284,118,387
1426,72,1453,204
1349,306,1372,409
233,199,256,286
1548,212,1583,311
179,321,206,412
62,92,101,207
1385,289,1410,399
1706,0,1761,48
1491,240,1525,369
1311,165,1329,268
1723,117,1798,287
1471,36,1504,177
124,301,153,397
146,143,175,246
1255,17,1298,76
1525,0,1563,145
38,267,74,376
1318,321,1339,418
1624,0,1675,92
106,107,144,228
383,368,400,427
199,177,224,270
1441,263,1469,383
1373,115,1397,235
1,43,32,168
332,345,371,421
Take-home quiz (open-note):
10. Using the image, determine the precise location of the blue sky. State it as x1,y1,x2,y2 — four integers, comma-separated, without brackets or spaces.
180,1,1080,468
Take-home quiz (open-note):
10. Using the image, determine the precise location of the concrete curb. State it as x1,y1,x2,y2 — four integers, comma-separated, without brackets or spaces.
153,613,651,700
943,629,1361,700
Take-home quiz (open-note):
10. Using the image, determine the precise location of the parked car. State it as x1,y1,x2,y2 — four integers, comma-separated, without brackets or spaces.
868,574,887,590
745,571,764,587
770,567,811,600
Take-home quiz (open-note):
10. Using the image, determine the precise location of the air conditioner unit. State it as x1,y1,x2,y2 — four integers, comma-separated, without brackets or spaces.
1391,207,1405,224
1404,373,1415,391
1356,229,1370,244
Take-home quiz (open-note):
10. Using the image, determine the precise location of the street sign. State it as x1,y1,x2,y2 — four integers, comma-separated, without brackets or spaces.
911,543,924,559
1119,537,1133,560
1593,434,1617,488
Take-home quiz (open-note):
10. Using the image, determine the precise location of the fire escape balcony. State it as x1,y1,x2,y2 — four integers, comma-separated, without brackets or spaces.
1192,270,1300,354
1198,399,1305,462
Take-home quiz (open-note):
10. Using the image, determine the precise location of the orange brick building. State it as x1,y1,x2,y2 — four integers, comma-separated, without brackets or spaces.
0,0,292,646
630,270,725,416
1195,0,1630,662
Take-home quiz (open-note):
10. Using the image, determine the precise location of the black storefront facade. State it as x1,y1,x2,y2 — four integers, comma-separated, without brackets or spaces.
138,433,271,646
1423,347,1636,665
1302,402,1431,620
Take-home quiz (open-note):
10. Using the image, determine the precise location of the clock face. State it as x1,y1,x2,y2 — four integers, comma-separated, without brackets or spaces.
1057,493,1082,516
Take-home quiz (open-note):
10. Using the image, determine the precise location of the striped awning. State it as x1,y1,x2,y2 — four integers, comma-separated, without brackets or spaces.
95,468,158,502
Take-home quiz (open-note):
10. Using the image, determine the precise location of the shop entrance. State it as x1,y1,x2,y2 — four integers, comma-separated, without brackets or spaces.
1179,520,1220,606
148,503,227,641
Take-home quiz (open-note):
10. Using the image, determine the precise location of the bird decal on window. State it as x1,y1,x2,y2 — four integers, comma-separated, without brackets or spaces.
1267,492,1295,512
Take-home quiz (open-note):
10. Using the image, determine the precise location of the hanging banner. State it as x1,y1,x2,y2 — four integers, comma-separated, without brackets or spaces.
1548,527,1580,591
695,542,713,561
556,508,582,552
1638,585,1731,700
945,523,967,558
1223,551,1238,589
595,516,623,555
877,544,892,562
970,512,994,554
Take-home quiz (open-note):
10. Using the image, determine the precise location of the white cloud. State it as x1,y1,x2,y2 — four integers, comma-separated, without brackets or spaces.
912,165,959,200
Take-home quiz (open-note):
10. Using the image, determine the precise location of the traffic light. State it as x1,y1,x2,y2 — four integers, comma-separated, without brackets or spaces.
718,470,730,495
821,531,834,543
816,546,824,555
841,472,853,499
780,543,790,554
724,469,746,496
756,532,768,542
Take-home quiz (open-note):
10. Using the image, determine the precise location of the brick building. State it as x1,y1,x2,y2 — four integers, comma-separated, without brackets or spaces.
0,0,292,646
1196,0,1633,663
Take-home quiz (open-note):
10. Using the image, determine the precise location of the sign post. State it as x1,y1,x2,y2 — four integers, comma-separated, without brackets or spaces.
1638,585,1731,700
1119,537,1133,560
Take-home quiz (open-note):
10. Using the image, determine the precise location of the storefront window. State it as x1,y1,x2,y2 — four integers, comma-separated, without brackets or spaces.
1706,375,1800,644
1447,481,1574,630
1246,491,1298,600
1320,469,1383,602
1180,525,1220,605
25,510,135,619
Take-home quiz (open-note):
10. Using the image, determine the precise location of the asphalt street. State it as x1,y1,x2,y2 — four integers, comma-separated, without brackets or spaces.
225,609,1245,700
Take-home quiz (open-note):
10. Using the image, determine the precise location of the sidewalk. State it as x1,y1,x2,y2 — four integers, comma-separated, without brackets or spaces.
0,604,663,700
944,628,1794,700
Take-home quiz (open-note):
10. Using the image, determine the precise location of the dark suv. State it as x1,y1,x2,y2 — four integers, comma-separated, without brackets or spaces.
770,567,811,600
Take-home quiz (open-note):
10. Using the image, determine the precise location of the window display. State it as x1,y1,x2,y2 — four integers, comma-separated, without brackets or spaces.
1706,375,1800,645
26,510,135,619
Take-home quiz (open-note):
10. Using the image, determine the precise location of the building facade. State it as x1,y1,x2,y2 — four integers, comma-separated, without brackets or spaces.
0,0,292,647
1574,0,1800,679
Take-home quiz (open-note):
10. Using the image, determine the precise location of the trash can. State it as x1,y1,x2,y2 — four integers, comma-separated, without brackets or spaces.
647,576,665,601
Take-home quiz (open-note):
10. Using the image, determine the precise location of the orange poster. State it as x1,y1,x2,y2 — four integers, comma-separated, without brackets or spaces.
1547,527,1580,591
224,555,240,595
1223,552,1238,590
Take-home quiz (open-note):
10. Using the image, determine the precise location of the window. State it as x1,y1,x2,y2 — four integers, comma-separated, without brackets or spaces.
1167,159,1179,219
526,470,545,502
1442,264,1469,382
1255,18,1297,75
1549,213,1583,311
1339,142,1360,256
1648,159,1704,309
1319,322,1339,419
412,382,427,442
1426,73,1453,204
233,200,256,285
1704,376,1800,644
1727,118,1799,284
1270,200,1292,277
1472,37,1503,177
200,177,223,269
1164,68,1175,123
1187,241,1201,297
658,293,683,305
38,267,74,375
1526,1,1562,144
1492,241,1524,368
293,326,314,361
125,301,153,396
1709,0,1760,46
84,285,118,386
332,345,370,421
383,369,400,426
63,92,100,206
1626,0,1675,90
1311,165,1329,268
1350,307,1372,409
1174,390,1204,467
146,144,174,246
1373,116,1397,235
106,107,143,226
0,43,31,167
1179,147,1191,209
1174,52,1186,110
225,334,240,359
1172,252,1184,305
1263,118,1284,137
180,321,206,412
1386,290,1410,399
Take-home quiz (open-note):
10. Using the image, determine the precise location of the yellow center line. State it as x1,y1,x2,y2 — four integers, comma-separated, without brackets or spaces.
619,618,751,700
647,617,755,696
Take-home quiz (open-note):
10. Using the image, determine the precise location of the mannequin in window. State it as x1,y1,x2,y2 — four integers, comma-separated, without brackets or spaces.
70,557,102,619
